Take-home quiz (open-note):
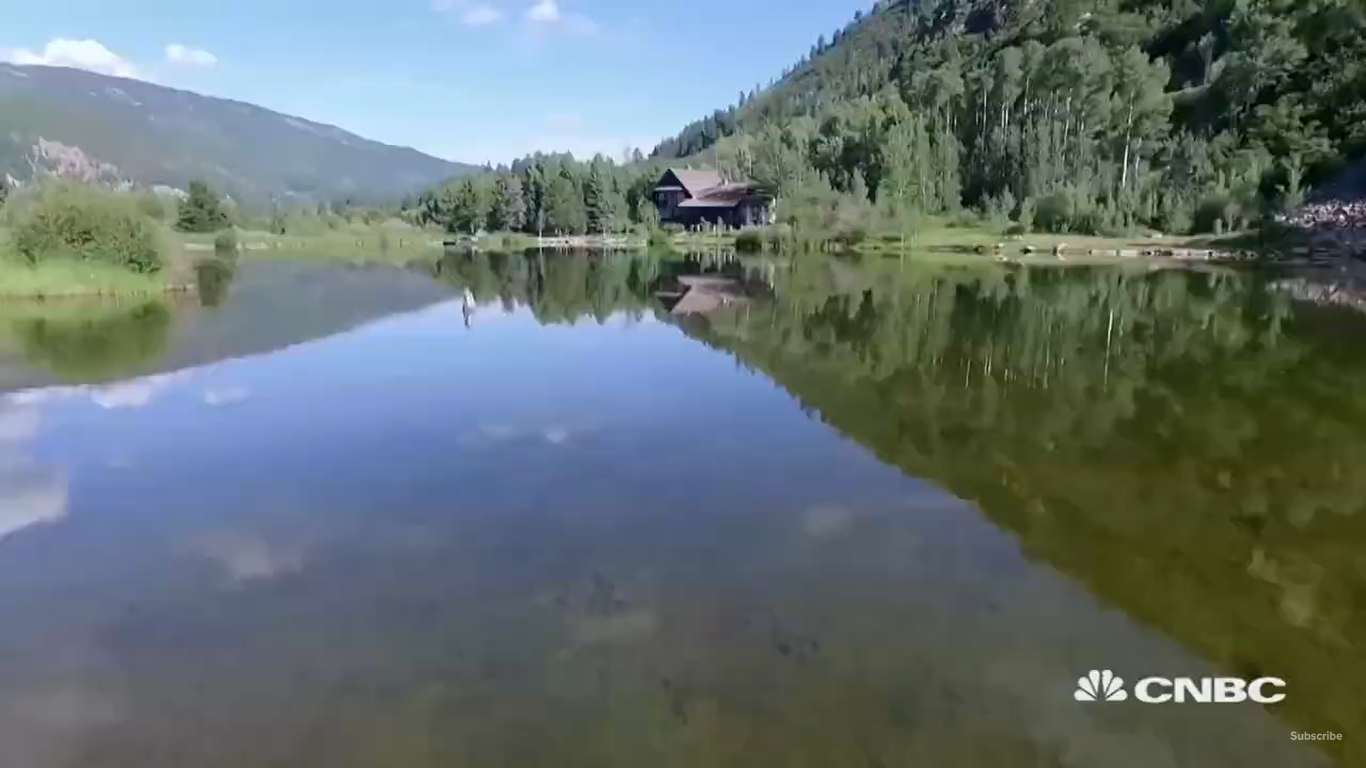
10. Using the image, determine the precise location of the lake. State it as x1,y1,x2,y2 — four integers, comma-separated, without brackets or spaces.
1,253,1361,767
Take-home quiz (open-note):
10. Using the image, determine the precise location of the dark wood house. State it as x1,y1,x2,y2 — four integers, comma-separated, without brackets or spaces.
652,169,773,228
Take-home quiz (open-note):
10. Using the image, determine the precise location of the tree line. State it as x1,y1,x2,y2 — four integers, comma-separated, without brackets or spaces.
409,153,674,237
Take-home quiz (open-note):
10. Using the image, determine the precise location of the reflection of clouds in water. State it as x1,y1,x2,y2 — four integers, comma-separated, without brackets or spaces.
0,400,68,543
466,422,580,447
5,370,194,411
0,405,40,443
802,505,856,539
204,387,250,408
92,372,190,410
477,423,519,441
91,382,157,409
0,461,68,543
194,532,304,584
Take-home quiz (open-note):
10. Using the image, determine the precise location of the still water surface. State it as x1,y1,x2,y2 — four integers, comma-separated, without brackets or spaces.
0,254,1361,767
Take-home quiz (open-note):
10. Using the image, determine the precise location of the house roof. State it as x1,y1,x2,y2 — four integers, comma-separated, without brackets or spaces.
664,169,725,198
678,183,767,209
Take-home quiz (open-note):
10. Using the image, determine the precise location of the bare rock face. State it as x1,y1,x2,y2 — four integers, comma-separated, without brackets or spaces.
29,138,122,184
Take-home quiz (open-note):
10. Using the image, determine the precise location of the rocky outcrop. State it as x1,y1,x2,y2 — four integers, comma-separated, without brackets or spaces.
28,137,123,184
1282,201,1366,257
1283,161,1366,258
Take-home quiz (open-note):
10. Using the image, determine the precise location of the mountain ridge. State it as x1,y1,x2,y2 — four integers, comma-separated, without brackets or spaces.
0,63,476,207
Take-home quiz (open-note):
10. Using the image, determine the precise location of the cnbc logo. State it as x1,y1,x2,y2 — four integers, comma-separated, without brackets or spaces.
1074,669,1287,704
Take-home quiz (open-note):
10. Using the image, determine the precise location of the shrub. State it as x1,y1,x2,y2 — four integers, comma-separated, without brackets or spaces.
1193,194,1238,234
735,229,766,252
949,208,982,229
832,224,868,248
11,183,165,273
1004,223,1028,237
136,192,171,221
1033,192,1073,233
1015,197,1036,231
213,229,238,254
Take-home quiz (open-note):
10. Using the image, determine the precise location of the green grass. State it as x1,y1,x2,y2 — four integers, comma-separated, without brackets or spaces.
0,256,186,299
180,227,654,263
176,225,445,262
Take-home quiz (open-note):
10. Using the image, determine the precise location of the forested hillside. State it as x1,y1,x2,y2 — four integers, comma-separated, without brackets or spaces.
652,0,1366,235
411,0,1366,240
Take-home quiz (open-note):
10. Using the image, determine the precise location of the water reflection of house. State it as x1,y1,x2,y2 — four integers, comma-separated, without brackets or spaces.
652,169,773,228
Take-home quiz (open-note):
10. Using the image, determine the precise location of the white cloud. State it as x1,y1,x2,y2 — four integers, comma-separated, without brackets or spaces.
463,4,502,25
203,387,249,407
165,43,217,68
0,462,67,543
433,0,504,26
1,38,139,79
194,532,304,584
523,0,597,36
526,0,560,22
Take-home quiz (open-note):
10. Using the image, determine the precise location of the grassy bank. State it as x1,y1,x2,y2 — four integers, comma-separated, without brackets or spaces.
671,217,1258,262
0,184,196,300
0,257,188,299
1,225,192,300
181,228,653,261
177,226,445,262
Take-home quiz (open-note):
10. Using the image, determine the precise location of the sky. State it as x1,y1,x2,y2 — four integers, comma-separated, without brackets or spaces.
1,0,870,164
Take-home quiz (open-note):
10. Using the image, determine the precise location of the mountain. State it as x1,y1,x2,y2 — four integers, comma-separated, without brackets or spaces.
0,64,477,206
647,0,1366,238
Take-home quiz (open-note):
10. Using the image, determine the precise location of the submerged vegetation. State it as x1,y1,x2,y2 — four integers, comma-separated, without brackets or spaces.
432,249,1364,764
682,261,1365,765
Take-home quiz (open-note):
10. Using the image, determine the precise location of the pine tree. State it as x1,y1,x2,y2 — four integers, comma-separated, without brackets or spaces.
449,178,488,234
489,174,526,232
176,181,229,233
546,174,586,235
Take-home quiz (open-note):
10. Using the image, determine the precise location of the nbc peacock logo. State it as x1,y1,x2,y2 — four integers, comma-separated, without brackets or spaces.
1074,669,1128,702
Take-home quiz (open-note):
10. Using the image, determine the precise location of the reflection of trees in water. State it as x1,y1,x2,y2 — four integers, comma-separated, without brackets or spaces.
13,302,173,381
432,251,777,325
687,263,1366,761
195,256,238,308
434,251,662,324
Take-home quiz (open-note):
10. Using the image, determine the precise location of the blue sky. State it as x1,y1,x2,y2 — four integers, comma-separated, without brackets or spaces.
2,0,870,164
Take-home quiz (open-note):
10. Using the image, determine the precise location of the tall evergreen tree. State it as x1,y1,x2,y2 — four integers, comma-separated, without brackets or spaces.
176,181,229,233
546,174,587,235
489,174,526,232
